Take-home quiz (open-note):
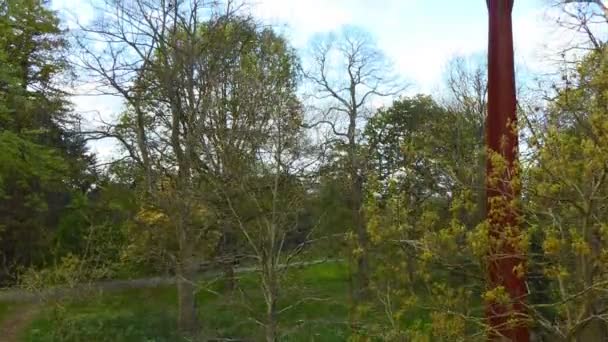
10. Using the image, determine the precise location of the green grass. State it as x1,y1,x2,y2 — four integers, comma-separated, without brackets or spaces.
23,262,355,341
0,302,16,323
25,288,181,342
19,262,443,341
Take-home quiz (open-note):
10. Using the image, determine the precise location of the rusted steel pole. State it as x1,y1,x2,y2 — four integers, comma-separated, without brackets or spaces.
486,0,529,341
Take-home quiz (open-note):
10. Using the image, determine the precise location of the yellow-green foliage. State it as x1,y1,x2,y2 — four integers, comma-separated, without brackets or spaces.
361,96,486,340
524,48,608,339
121,188,220,274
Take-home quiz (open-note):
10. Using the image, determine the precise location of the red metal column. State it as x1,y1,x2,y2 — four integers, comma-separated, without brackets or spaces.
486,0,529,341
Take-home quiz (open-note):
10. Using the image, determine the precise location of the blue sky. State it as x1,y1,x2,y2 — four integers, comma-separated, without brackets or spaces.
49,0,574,159
250,0,558,91
51,0,563,91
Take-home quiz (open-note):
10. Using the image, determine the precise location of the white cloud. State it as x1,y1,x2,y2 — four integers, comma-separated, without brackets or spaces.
69,90,124,162
252,0,562,93
251,0,352,45
51,0,95,27
49,0,578,161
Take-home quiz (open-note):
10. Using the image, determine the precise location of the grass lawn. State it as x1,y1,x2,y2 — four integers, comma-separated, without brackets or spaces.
0,301,16,322
0,270,520,340
22,262,361,341
3,262,484,341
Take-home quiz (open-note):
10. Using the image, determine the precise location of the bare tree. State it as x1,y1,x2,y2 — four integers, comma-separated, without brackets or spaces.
443,55,488,128
223,94,308,341
76,2,307,338
206,34,313,338
302,26,404,302
547,0,608,52
440,55,488,225
74,0,236,337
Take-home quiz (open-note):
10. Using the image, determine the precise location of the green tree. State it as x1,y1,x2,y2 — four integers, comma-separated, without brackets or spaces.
361,94,488,340
79,2,302,336
525,48,608,341
0,0,92,284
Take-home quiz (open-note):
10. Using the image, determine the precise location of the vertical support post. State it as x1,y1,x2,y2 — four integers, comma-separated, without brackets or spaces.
486,0,529,341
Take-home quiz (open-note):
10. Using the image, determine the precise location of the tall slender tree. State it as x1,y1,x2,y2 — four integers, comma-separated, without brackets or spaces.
302,26,403,303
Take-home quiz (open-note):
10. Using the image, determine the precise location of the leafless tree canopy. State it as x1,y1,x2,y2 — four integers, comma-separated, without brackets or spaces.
548,0,608,51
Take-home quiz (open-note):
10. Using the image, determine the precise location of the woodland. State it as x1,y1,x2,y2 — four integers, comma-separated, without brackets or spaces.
1,0,608,341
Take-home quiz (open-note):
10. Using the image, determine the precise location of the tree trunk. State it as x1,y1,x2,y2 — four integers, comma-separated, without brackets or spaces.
177,265,198,337
575,234,608,341
134,107,153,193
263,258,278,342
575,317,608,342
347,98,369,302
352,174,369,302
223,261,236,291
221,231,237,291
177,223,199,338
265,294,277,342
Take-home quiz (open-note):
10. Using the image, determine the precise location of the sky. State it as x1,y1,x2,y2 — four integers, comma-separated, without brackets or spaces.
250,0,557,90
49,0,578,160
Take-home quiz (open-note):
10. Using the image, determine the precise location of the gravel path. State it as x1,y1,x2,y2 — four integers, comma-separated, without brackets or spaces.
0,305,38,342
0,258,339,303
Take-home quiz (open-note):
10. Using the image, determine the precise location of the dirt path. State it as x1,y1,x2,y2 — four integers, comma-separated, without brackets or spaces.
0,259,339,341
0,258,341,304
0,305,38,342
